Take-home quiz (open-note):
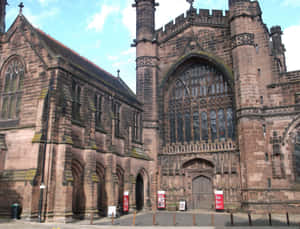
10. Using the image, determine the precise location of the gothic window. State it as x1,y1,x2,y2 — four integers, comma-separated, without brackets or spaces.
201,112,208,141
185,111,191,142
113,102,121,137
218,109,226,140
210,110,217,142
294,131,300,182
94,94,102,127
72,80,81,121
132,111,141,141
1,58,24,120
193,111,200,142
177,113,183,143
166,63,235,144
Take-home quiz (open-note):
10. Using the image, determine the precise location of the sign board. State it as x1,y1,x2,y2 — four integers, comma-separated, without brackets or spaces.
107,206,116,217
123,191,129,213
179,200,186,211
157,191,166,209
214,190,224,210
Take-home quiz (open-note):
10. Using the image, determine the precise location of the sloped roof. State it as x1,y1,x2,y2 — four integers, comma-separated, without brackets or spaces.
15,15,139,104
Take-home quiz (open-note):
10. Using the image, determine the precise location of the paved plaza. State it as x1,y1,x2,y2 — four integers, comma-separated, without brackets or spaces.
0,211,299,229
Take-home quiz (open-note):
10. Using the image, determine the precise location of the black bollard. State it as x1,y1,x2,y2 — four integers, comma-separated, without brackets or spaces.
230,212,234,226
248,212,252,226
286,212,290,226
268,213,272,226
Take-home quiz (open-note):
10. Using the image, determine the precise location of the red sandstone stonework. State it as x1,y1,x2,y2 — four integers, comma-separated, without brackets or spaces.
0,0,300,222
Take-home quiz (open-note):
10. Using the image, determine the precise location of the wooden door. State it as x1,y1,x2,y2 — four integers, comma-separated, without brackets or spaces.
192,176,213,209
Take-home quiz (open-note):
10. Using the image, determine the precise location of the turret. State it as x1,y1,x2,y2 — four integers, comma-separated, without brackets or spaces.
132,0,157,42
0,0,7,34
133,0,159,210
229,0,268,207
270,26,286,73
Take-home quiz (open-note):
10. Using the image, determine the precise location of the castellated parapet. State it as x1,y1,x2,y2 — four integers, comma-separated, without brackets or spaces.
156,8,229,42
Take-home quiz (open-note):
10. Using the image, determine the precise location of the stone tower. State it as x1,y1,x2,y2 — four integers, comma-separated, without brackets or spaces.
133,0,159,209
229,0,267,206
0,0,6,33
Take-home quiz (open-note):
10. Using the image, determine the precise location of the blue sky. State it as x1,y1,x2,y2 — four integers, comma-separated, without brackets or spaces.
5,0,300,92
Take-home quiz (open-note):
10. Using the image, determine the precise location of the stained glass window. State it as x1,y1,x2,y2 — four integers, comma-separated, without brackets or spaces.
1,58,24,120
201,112,208,141
218,109,226,140
185,112,191,142
210,110,217,142
166,63,235,144
193,111,200,142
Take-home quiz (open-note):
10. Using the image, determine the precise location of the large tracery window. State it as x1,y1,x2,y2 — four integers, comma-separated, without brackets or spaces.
0,58,24,120
167,63,235,144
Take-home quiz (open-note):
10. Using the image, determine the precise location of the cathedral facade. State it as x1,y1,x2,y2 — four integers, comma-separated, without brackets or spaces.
0,0,300,222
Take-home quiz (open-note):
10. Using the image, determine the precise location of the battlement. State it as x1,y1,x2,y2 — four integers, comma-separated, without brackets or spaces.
156,8,229,42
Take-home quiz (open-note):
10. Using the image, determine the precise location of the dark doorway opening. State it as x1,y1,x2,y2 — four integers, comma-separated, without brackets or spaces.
136,174,144,211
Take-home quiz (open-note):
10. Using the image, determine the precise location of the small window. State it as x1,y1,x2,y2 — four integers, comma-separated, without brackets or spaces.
113,102,121,137
265,152,269,161
260,96,264,105
132,111,141,141
94,94,102,127
263,124,266,137
267,178,271,188
72,80,81,121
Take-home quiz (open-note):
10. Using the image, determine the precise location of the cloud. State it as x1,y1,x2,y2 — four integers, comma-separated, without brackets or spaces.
282,0,300,7
87,4,120,32
283,24,300,71
38,0,59,6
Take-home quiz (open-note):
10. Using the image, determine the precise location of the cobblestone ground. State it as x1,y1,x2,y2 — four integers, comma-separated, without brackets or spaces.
0,211,299,229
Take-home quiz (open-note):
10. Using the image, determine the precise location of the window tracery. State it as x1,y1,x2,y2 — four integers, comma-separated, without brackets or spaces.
1,58,24,120
166,63,235,144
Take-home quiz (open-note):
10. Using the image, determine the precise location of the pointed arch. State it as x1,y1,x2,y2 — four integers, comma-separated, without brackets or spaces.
71,159,85,218
161,52,236,145
135,168,150,211
96,162,107,216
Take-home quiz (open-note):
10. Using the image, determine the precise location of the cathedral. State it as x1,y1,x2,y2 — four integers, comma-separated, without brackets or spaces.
0,0,300,222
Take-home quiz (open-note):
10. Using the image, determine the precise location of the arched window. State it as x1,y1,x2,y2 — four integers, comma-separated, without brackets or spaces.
166,62,235,144
1,58,24,120
294,131,300,183
193,111,200,142
201,112,208,141
210,110,217,142
218,109,226,140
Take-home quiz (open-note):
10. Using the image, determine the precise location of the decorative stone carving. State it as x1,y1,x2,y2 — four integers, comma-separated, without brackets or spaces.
231,33,255,49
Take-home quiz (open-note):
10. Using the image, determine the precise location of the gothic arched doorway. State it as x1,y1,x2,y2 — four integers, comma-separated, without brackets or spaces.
192,176,213,209
96,162,107,216
116,166,124,213
72,159,85,218
136,173,144,211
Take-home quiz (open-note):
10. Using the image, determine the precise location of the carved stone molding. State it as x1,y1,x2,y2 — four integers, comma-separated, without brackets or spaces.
136,56,157,68
231,33,255,49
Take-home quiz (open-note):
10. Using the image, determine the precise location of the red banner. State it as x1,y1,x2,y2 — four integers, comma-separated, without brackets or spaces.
123,191,129,212
215,190,224,210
